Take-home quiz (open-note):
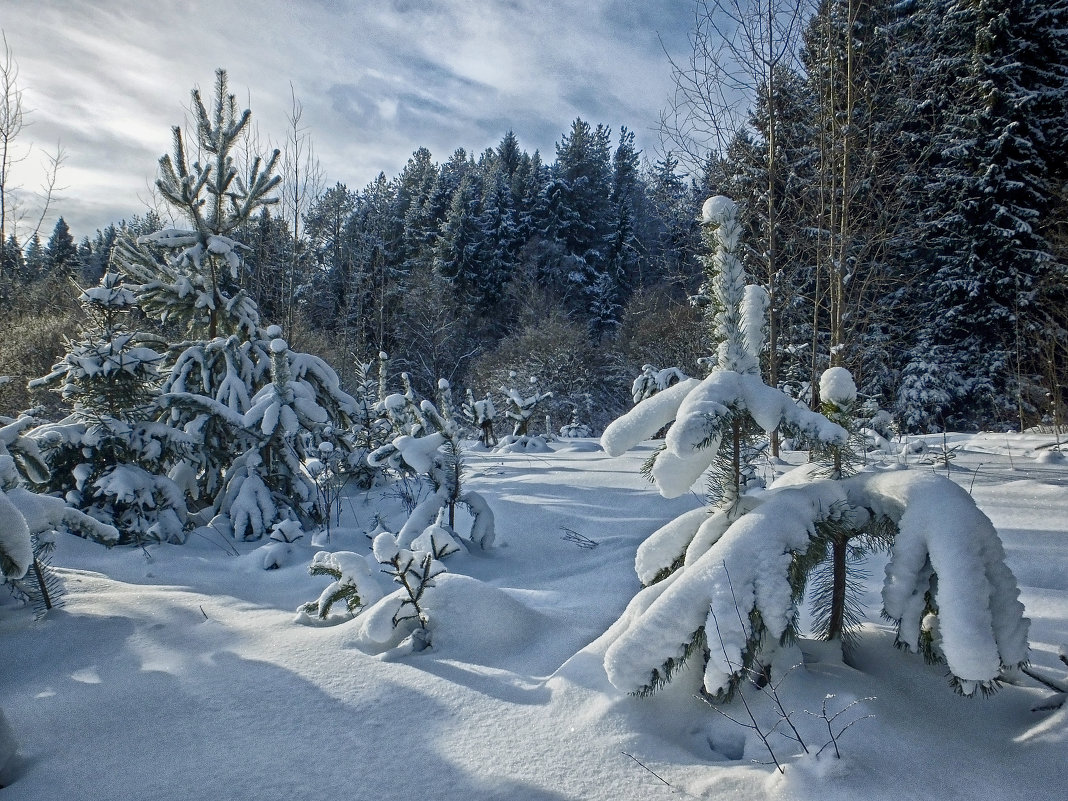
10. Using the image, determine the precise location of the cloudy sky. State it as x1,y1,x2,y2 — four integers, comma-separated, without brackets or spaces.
1,0,696,240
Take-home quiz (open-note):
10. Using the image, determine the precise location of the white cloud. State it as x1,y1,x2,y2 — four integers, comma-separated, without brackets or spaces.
0,0,694,237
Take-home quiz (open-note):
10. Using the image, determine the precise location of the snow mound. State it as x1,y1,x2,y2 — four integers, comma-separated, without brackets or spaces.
346,573,554,670
820,366,858,406
495,435,552,454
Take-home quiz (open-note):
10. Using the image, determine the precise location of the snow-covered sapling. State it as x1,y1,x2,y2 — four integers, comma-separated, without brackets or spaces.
599,200,1029,702
559,410,592,439
631,364,688,405
299,550,384,621
462,388,497,447
369,378,494,551
372,531,444,651
347,352,394,487
306,441,348,544
500,372,553,438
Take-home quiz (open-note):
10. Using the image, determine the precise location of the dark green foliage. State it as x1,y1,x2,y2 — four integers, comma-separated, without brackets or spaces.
301,559,362,619
17,535,64,618
636,626,709,698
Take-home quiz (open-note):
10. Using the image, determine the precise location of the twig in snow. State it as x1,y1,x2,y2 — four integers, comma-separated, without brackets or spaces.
805,694,876,758
621,752,672,787
560,526,598,549
621,752,702,798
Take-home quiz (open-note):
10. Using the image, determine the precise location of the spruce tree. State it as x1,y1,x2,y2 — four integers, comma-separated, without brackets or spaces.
44,217,77,279
30,273,188,544
906,0,1068,429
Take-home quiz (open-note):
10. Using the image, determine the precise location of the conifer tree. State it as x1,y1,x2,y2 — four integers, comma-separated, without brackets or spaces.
45,217,77,279
369,378,494,553
30,272,189,543
115,70,357,540
600,199,1028,701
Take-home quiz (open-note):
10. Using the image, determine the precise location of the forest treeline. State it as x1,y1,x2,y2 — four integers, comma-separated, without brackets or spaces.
1,0,1066,435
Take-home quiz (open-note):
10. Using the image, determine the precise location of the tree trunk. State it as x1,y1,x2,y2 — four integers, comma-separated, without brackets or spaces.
826,533,848,641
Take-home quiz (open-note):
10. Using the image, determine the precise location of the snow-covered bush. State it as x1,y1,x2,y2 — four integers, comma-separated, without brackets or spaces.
600,200,1029,701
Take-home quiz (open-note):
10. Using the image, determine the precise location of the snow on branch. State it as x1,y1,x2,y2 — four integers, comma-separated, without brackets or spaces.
843,470,1029,692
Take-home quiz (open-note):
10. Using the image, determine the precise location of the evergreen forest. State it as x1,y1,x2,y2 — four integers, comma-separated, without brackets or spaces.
1,0,1066,437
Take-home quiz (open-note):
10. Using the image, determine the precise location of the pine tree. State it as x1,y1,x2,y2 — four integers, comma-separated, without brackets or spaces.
600,199,1028,701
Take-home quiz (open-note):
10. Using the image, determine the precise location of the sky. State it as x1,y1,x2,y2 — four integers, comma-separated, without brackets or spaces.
0,0,696,240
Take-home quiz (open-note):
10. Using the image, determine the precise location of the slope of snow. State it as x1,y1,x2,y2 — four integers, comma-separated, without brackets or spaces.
1,434,1066,800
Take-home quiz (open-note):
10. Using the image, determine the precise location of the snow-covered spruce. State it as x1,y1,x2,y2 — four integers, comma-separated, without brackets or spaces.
112,73,359,541
462,388,498,447
1,417,118,599
631,364,689,405
229,336,359,540
600,201,1027,701
28,272,189,545
499,372,553,439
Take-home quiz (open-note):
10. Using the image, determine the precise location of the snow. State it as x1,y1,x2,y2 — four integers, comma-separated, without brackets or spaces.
1,433,1067,800
819,367,858,406
702,195,738,224
0,486,32,581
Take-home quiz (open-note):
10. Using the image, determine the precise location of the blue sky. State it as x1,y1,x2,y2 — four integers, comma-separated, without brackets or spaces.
0,0,695,239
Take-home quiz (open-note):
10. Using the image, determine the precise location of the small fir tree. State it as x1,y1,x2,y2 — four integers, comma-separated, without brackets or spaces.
29,272,189,544
462,388,497,447
369,378,494,553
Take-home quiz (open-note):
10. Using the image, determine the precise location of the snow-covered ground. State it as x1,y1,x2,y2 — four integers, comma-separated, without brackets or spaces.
2,433,1066,800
